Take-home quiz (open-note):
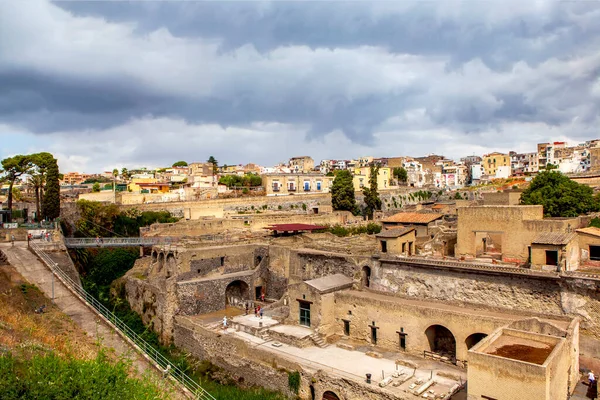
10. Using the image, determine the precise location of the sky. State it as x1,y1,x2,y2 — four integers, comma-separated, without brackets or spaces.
1,0,599,173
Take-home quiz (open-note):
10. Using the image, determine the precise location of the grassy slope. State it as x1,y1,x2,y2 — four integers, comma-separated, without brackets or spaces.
0,264,175,400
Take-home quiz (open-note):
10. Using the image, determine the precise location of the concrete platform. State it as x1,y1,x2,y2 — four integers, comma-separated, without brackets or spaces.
269,324,313,339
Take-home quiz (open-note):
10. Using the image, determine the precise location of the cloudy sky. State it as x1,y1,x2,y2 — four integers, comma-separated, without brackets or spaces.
1,1,599,173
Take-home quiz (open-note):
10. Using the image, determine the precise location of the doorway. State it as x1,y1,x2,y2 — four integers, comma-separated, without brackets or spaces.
545,250,558,266
299,301,311,327
255,286,263,300
362,266,371,288
370,326,378,345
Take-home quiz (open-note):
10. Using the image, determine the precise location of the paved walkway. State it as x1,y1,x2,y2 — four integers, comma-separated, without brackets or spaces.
0,242,151,374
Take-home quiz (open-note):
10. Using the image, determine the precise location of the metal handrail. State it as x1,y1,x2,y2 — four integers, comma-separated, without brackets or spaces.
29,242,215,400
64,237,175,248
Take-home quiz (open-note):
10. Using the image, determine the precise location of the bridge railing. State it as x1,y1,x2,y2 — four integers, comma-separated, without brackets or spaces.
64,237,176,248
29,242,215,400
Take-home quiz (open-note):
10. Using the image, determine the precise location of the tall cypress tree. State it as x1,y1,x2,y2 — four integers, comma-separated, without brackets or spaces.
41,157,60,220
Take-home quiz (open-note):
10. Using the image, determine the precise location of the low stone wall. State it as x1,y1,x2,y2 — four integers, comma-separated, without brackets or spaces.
174,317,404,400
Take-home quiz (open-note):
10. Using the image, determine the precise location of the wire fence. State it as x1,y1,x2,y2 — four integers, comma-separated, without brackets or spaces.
29,242,215,400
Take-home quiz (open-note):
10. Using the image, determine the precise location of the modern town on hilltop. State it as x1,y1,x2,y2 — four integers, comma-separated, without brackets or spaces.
34,139,600,206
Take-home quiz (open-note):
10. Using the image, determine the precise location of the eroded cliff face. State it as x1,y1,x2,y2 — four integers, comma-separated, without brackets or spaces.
120,256,178,342
374,261,600,339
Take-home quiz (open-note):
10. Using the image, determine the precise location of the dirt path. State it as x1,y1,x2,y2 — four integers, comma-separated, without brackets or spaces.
0,242,155,375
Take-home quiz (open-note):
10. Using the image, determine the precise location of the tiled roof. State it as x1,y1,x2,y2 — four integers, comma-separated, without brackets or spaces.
382,212,443,224
576,227,600,238
376,227,415,238
532,232,576,246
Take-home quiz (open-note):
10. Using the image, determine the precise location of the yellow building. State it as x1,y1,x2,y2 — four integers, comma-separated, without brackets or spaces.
352,166,391,191
128,178,159,192
482,152,510,176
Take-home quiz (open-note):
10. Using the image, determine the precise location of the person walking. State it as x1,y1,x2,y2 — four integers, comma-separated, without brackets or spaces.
589,371,596,386
11,235,15,247
245,302,249,315
254,306,258,317
222,316,228,330
259,307,264,319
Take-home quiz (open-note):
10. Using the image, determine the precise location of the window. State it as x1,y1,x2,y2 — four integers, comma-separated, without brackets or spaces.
381,240,387,253
343,320,350,336
317,182,321,190
220,256,225,266
402,242,406,253
590,246,600,261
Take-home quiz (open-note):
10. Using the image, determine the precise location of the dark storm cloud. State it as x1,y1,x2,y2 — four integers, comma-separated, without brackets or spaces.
1,0,599,172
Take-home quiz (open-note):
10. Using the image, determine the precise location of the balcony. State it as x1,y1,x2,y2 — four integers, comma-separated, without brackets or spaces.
272,187,280,192
288,187,296,191
304,188,311,192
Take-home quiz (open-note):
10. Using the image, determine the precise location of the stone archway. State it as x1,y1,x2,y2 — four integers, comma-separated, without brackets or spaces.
157,253,165,273
425,324,456,359
465,333,488,350
166,254,176,278
322,391,340,400
225,280,250,307
362,266,371,288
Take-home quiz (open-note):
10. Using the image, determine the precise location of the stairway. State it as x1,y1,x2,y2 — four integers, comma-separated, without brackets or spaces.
259,330,271,342
310,333,327,348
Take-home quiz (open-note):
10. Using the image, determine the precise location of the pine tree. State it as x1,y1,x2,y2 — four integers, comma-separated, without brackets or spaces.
41,157,60,220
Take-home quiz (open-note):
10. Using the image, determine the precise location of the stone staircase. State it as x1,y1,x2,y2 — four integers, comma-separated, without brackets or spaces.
310,333,327,348
259,329,272,341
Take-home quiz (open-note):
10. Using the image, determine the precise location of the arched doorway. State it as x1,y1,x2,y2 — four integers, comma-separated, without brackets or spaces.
157,253,165,273
166,254,176,278
322,391,340,400
362,266,371,288
465,333,488,350
425,325,456,359
225,280,250,307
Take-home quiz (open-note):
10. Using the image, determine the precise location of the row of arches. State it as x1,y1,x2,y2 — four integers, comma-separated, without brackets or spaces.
425,324,488,360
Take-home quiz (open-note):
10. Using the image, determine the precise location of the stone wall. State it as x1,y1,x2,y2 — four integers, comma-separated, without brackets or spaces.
373,259,600,339
174,317,405,400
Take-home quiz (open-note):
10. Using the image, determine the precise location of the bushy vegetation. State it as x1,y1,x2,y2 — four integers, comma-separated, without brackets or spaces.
324,223,382,237
218,173,262,188
72,200,180,237
0,351,169,400
589,218,600,228
521,170,600,217
73,250,286,400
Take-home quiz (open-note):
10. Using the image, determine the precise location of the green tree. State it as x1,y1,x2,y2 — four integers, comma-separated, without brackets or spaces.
520,170,599,217
1,155,34,221
29,152,55,221
41,157,60,220
172,161,188,167
121,168,129,180
393,167,408,184
207,156,218,175
92,182,100,192
331,170,356,212
363,165,382,220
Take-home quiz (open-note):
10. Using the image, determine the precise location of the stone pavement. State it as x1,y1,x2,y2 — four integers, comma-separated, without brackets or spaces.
0,242,155,376
223,324,466,397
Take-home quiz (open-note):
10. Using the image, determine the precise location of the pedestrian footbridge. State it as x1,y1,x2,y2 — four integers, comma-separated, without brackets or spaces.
64,237,172,248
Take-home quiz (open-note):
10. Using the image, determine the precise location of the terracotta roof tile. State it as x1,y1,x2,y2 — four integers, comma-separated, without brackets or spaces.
375,227,415,238
576,227,600,238
532,232,576,245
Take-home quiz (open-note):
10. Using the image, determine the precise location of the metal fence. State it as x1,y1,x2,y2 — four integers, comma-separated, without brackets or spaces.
29,242,215,400
64,237,176,248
